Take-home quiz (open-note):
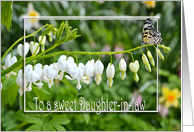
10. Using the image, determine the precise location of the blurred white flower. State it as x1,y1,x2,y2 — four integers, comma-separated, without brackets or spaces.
119,58,127,80
106,63,115,88
3,54,17,79
19,2,40,31
17,42,29,58
94,59,104,85
29,41,40,55
16,69,28,96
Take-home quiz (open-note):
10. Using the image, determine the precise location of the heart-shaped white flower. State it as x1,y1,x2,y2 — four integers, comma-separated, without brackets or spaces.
30,41,40,55
17,42,29,57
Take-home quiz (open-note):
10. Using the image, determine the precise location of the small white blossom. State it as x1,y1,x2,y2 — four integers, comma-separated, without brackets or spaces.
129,60,139,73
38,36,46,45
30,41,40,55
84,59,95,84
94,59,104,85
17,42,29,57
119,58,127,80
43,63,59,88
65,62,87,90
106,63,115,88
66,56,75,73
3,54,17,79
129,60,140,82
25,63,43,91
16,69,28,96
57,55,67,80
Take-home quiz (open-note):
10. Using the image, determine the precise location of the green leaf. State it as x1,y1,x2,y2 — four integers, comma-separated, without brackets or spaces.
1,1,13,31
41,123,54,131
25,123,43,131
49,114,70,125
14,110,43,123
28,102,37,111
2,75,16,90
1,76,19,107
52,124,66,131
25,123,54,131
33,86,48,101
55,22,66,43
83,113,90,124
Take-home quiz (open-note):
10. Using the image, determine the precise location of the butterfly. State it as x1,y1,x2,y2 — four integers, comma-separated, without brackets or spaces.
142,18,162,44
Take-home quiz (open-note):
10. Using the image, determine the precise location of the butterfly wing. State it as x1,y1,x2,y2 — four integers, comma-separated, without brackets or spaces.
142,19,162,44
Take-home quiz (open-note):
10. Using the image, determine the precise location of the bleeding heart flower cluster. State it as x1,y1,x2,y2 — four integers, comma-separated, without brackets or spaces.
15,53,143,96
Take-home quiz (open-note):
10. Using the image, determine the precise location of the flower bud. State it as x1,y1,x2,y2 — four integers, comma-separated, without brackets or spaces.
156,48,164,60
142,54,151,72
147,51,155,66
119,58,127,80
53,28,57,35
47,32,52,42
134,73,139,82
161,44,171,53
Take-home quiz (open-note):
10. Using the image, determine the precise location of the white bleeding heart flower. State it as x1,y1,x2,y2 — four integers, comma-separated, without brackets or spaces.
84,59,95,84
129,60,140,82
106,63,115,88
66,56,75,73
43,63,59,88
30,41,40,55
1,82,3,90
38,36,46,45
65,62,87,90
94,59,104,85
3,54,17,79
119,58,127,80
57,55,67,80
129,60,139,73
16,69,28,96
17,42,29,57
25,63,43,91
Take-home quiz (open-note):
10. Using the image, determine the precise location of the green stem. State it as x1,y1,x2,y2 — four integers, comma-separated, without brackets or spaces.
1,24,48,61
8,122,28,131
1,44,157,77
138,46,144,54
129,52,134,62
109,54,112,64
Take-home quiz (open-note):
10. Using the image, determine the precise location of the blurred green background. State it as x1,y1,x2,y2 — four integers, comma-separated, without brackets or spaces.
1,1,181,131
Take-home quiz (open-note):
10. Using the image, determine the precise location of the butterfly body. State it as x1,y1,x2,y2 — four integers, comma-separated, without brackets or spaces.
142,18,162,44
